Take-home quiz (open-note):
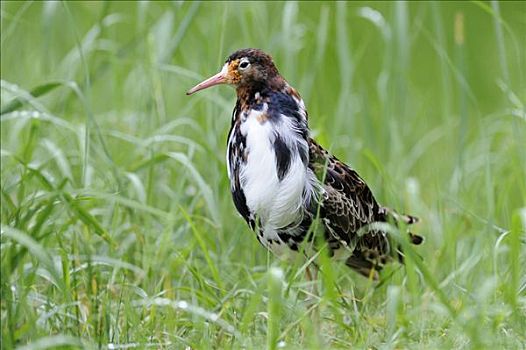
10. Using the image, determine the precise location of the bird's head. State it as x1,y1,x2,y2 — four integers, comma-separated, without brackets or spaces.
186,48,281,95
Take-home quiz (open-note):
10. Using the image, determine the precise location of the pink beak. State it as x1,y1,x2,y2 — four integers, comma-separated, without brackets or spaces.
186,69,227,95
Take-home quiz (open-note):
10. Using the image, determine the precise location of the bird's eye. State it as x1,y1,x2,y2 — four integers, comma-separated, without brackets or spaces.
239,60,250,70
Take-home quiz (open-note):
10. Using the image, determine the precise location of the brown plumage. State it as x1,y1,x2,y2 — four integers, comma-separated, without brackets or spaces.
309,138,422,278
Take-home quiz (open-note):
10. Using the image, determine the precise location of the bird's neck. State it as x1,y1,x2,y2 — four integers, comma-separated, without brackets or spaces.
235,76,287,104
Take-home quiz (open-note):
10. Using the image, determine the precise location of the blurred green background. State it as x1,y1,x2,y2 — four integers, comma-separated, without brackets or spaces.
1,1,525,349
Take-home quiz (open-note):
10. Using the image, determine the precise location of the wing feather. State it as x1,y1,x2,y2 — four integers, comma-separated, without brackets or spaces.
308,138,421,278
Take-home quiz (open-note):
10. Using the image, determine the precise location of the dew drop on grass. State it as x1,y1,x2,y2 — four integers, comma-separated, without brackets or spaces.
177,300,188,309
269,267,284,280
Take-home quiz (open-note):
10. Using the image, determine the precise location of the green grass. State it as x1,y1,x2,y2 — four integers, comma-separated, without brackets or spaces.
1,1,525,349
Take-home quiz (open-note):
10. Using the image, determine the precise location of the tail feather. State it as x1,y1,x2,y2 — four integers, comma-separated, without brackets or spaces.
409,232,424,245
345,207,424,279
382,207,419,225
381,207,423,245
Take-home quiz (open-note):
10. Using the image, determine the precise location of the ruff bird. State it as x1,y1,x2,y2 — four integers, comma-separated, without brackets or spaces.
187,48,423,279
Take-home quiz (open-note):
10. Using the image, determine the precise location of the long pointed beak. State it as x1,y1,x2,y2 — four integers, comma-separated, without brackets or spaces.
186,69,227,95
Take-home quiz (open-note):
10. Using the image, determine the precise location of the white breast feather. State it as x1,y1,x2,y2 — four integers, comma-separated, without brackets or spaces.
268,116,309,228
226,133,234,179
240,109,278,219
239,108,309,236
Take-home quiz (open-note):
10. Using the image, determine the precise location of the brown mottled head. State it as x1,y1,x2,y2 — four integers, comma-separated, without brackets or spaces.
186,48,284,96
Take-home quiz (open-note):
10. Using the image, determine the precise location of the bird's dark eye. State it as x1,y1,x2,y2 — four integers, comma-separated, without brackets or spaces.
239,61,250,69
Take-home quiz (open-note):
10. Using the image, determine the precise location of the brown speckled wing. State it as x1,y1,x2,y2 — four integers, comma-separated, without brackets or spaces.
308,138,399,278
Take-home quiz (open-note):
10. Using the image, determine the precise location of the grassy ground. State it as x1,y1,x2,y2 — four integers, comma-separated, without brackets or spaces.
1,1,525,349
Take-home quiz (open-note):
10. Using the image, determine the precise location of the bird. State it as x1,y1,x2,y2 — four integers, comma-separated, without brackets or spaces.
187,48,423,280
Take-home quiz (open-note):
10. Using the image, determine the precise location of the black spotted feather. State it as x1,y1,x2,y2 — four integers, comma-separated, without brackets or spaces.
308,139,423,278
